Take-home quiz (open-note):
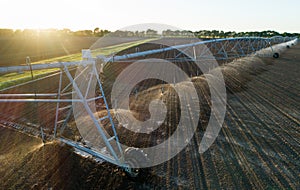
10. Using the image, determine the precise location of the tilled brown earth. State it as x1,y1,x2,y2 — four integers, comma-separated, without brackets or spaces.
0,44,299,189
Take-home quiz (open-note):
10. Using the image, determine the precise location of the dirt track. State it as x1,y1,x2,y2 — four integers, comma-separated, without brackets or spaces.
0,44,299,189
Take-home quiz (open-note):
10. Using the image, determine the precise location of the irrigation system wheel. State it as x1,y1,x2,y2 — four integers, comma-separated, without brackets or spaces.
273,52,279,58
124,147,149,178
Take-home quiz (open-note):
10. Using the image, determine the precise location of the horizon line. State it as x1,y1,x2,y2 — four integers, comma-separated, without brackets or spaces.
0,27,299,34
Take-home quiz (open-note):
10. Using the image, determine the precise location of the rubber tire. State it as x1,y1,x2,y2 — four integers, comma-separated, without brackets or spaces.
124,147,149,178
273,53,279,58
287,45,290,48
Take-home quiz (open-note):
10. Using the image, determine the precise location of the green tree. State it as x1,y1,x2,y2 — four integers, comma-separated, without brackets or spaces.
94,27,100,36
146,29,158,36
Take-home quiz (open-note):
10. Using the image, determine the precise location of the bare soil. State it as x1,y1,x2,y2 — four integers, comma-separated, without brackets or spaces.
0,43,299,189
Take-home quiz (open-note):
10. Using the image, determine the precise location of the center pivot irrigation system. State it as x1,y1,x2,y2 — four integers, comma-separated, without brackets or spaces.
0,36,297,176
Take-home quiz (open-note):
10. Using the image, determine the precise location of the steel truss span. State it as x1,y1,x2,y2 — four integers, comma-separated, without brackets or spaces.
0,36,298,176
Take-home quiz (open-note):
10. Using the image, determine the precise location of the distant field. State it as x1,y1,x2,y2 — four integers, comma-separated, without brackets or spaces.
0,36,98,66
0,38,155,90
0,36,151,66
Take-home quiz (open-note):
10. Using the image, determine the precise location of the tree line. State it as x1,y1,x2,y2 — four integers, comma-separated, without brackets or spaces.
194,30,299,38
0,28,298,38
0,28,110,38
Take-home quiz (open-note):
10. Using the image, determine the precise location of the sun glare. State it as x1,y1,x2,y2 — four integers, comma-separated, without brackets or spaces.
0,0,94,30
0,0,299,33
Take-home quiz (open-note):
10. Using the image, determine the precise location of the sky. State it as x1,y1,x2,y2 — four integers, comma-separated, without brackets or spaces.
0,0,299,33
